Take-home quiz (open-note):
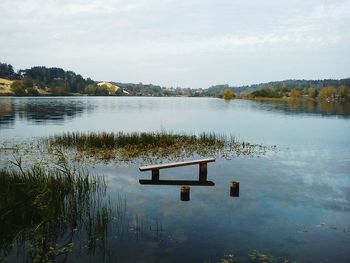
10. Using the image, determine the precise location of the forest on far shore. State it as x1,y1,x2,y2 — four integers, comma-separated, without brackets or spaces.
1,62,349,102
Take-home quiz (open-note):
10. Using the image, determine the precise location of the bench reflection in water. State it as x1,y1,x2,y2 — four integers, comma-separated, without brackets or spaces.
139,179,215,186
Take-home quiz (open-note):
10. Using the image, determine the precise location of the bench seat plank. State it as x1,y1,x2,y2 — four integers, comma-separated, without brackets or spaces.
139,179,215,186
139,158,215,171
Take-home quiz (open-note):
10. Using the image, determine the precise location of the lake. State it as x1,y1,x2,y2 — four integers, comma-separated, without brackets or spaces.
1,97,350,262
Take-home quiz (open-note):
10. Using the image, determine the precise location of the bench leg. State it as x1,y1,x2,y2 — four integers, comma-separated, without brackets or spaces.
152,169,159,181
199,163,207,181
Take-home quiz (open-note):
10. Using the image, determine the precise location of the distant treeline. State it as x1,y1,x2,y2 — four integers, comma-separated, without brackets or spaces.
25,66,94,93
0,63,18,80
0,62,207,96
208,79,350,102
1,62,95,95
245,86,350,102
208,79,350,95
1,62,350,99
220,85,350,102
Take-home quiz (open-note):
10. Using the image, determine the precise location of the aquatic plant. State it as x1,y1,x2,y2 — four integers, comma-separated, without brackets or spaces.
248,250,275,263
46,131,275,163
218,253,236,263
0,155,109,262
0,155,166,262
205,251,296,263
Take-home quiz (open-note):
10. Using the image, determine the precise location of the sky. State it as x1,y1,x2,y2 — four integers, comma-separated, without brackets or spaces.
0,0,349,89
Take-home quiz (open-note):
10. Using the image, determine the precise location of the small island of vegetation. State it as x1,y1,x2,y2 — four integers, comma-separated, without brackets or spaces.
45,131,274,163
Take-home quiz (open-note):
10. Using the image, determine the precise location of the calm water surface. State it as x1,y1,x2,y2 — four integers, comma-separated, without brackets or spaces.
1,97,350,262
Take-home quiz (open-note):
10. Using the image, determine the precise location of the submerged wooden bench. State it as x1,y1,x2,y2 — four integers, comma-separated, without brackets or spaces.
139,158,215,185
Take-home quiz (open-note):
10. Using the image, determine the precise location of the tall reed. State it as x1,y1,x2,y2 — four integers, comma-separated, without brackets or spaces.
0,156,109,261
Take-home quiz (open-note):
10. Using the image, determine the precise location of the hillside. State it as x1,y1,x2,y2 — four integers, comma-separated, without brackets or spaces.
207,78,350,96
0,78,13,94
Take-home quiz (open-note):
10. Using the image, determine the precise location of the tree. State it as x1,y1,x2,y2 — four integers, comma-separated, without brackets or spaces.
95,85,109,96
0,62,17,79
223,88,235,100
289,88,301,99
319,86,337,101
24,67,92,93
251,88,283,98
51,85,67,95
11,80,26,96
85,84,97,95
308,86,317,99
23,76,34,88
27,87,39,96
338,85,349,99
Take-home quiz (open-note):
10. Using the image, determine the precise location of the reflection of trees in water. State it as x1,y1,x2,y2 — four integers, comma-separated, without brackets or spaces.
16,100,87,123
0,101,15,128
264,100,350,117
318,100,350,116
0,98,94,129
0,156,163,262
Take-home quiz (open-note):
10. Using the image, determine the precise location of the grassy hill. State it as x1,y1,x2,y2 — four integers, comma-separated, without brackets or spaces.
0,78,13,94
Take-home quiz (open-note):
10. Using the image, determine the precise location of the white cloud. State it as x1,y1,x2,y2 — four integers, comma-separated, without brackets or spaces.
1,0,349,88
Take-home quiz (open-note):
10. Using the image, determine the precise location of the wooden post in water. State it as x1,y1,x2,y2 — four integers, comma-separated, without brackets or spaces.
199,163,207,181
152,169,159,181
230,181,239,197
180,186,190,201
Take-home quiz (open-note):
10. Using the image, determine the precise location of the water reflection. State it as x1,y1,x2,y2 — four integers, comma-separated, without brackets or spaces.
1,97,350,132
255,99,350,117
16,100,86,123
139,178,215,186
0,98,93,129
0,101,15,128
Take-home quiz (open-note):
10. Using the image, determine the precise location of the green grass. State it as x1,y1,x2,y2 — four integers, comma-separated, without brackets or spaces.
0,155,109,261
46,131,274,162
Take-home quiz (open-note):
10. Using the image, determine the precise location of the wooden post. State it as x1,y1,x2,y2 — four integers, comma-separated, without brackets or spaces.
180,186,190,201
199,163,207,181
230,181,239,197
152,169,159,181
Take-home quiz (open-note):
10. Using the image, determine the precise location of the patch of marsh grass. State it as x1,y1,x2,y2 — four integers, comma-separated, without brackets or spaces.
0,154,166,261
46,131,275,162
0,155,109,261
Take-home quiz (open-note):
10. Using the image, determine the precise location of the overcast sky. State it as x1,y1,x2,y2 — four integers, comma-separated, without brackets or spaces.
1,0,349,88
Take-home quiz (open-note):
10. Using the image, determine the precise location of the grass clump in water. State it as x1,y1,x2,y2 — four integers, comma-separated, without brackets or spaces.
0,155,110,262
0,154,166,261
46,131,273,162
48,131,224,149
